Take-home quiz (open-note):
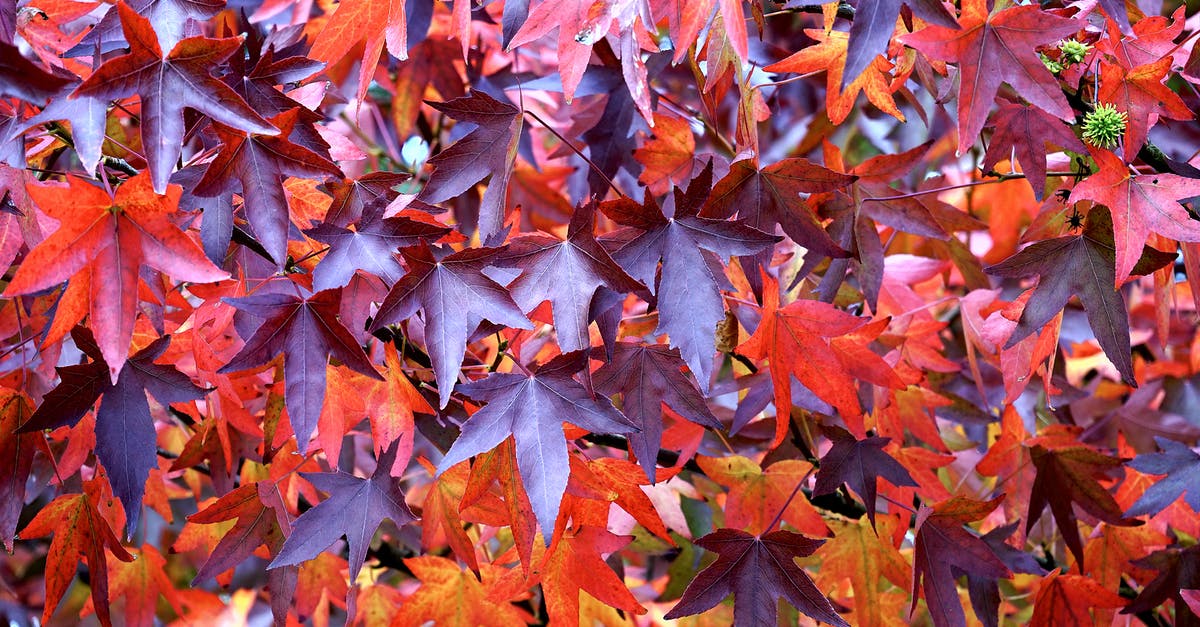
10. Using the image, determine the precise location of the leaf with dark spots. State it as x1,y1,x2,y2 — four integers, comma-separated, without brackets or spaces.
1026,426,1140,571
194,108,342,266
418,90,522,242
369,242,532,408
813,426,917,529
218,288,383,454
664,528,850,627
436,352,637,538
19,328,205,537
494,202,641,352
270,440,417,579
593,342,721,481
601,167,778,392
912,496,1012,627
305,205,450,291
986,205,1175,386
72,2,276,194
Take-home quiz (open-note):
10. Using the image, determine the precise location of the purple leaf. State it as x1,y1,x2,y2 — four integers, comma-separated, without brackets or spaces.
1126,437,1200,517
305,206,450,291
812,425,917,529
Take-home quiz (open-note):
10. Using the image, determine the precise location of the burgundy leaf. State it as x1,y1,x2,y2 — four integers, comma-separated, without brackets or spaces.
270,440,417,579
369,242,532,408
436,352,637,537
592,341,721,482
812,425,917,529
912,497,1012,627
664,528,849,627
981,103,1086,200
218,288,383,453
73,2,276,194
195,108,341,265
495,202,641,353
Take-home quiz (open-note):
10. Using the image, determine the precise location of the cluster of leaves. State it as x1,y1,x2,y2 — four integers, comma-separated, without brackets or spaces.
3,0,1200,625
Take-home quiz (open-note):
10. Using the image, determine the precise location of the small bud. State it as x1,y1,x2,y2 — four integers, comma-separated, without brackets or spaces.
1040,53,1063,74
1082,103,1127,149
1058,40,1091,66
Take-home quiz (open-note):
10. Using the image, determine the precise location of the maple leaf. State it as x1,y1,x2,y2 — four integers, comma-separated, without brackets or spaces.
4,173,227,379
986,205,1175,386
767,27,905,126
567,456,673,542
75,0,226,54
1030,569,1126,626
664,528,850,627
601,166,778,391
270,440,417,579
395,555,529,627
701,158,854,282
1124,436,1200,517
1122,545,1200,622
495,202,641,353
1027,426,1140,570
0,391,34,551
911,496,1012,627
1098,57,1193,160
218,288,383,454
186,481,291,583
72,2,276,194
16,84,109,175
369,242,532,408
1067,148,1200,287
529,525,646,625
901,0,1080,155
18,480,134,627
323,172,412,227
308,0,408,95
417,90,522,243
813,426,918,529
739,274,903,447
194,108,342,265
981,103,1086,200
18,328,206,536
436,352,637,538
593,342,721,481
305,204,451,291
842,0,958,91
0,40,69,104
99,544,182,627
814,516,911,627
697,455,827,537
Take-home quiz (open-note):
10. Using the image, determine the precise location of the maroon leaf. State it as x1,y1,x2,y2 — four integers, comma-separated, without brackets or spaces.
436,352,637,537
270,440,417,578
912,497,1012,627
592,341,720,482
813,426,918,529
323,172,413,227
73,2,276,194
369,242,532,408
18,328,206,537
981,103,1086,200
0,392,34,551
417,90,522,242
663,528,849,627
601,167,778,391
195,108,342,265
986,206,1175,386
188,482,291,584
495,202,641,353
305,205,451,291
218,288,383,453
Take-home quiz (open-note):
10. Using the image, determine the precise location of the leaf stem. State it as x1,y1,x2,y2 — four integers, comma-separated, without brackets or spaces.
765,465,817,532
522,109,626,199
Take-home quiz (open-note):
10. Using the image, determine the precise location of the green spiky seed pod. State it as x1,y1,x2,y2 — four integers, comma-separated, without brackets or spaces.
1082,103,1127,149
1058,40,1091,66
